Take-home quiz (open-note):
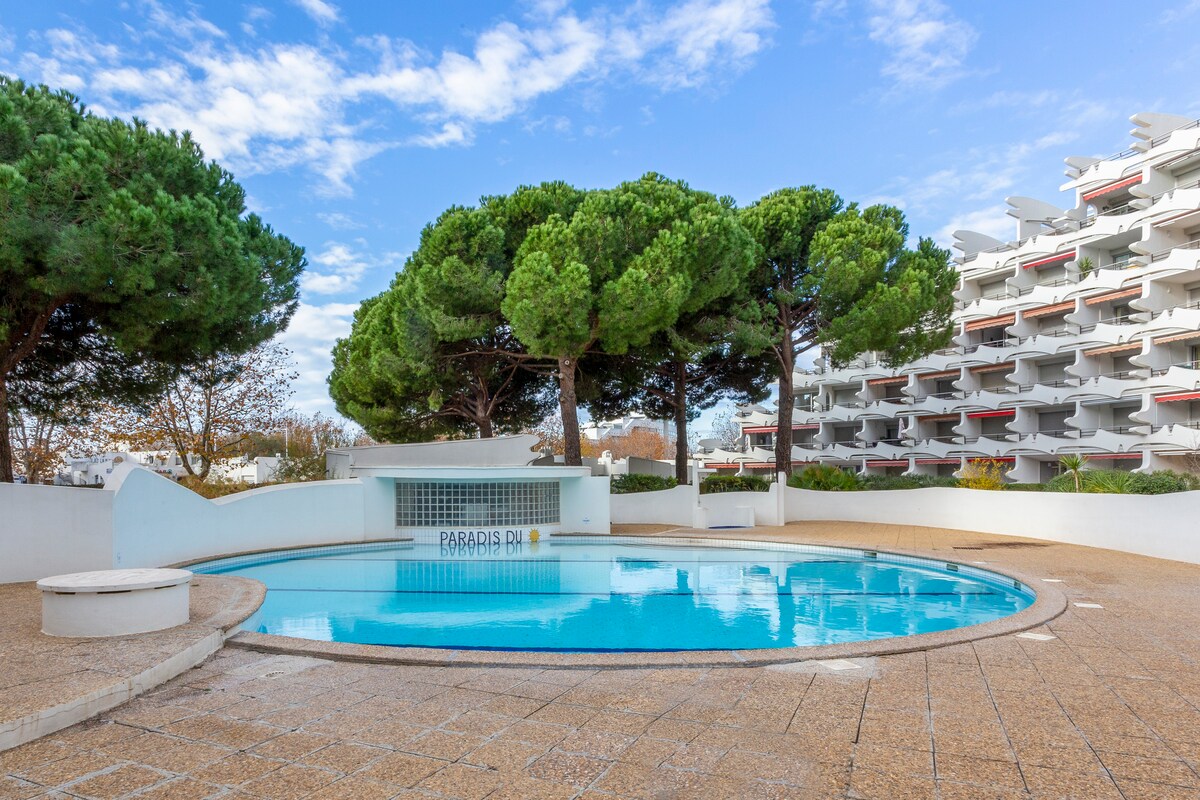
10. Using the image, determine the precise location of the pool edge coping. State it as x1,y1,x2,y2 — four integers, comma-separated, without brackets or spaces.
218,532,1068,669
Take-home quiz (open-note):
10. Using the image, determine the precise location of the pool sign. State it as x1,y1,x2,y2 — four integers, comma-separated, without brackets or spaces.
438,528,539,546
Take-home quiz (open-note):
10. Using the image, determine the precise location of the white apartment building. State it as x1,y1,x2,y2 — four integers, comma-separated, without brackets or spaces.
711,112,1200,483
581,413,675,443
60,451,279,486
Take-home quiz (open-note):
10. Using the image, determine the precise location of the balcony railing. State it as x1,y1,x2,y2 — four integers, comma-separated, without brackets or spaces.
1017,278,1074,296
1149,237,1200,262
1077,317,1138,333
1150,420,1200,432
1013,429,1075,440
1149,360,1200,376
1016,379,1077,391
1077,426,1139,437
962,339,1020,354
1016,329,1075,343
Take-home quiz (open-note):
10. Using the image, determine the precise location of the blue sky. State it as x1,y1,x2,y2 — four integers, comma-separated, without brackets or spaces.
3,0,1200,434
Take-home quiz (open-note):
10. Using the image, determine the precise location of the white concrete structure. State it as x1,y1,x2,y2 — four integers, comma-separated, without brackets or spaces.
712,112,1200,483
38,569,192,637
327,434,610,544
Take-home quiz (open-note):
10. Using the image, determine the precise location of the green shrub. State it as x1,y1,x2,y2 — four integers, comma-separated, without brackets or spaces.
1127,470,1200,494
1046,468,1198,495
787,465,859,491
700,474,771,494
1006,483,1045,492
1083,469,1133,494
856,474,959,490
1044,473,1076,492
610,473,678,494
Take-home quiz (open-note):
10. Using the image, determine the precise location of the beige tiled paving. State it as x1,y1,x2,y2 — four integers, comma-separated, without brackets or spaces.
5,521,1200,798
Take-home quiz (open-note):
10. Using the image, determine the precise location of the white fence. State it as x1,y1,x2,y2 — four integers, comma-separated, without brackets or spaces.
786,486,1200,565
614,478,1200,565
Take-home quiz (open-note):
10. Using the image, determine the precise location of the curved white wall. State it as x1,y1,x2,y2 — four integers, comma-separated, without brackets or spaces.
110,466,368,568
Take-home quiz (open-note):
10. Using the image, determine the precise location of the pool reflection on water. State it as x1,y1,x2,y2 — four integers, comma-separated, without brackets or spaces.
194,541,1033,651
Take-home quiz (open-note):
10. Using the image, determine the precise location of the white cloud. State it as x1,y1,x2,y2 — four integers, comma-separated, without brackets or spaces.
406,122,471,148
317,211,366,230
934,206,1010,250
612,0,774,89
300,241,399,296
293,0,340,26
866,0,976,89
347,15,606,124
880,129,1079,218
279,301,360,414
8,1,774,195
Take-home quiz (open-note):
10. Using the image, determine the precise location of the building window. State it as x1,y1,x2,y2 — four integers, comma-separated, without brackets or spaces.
395,480,560,528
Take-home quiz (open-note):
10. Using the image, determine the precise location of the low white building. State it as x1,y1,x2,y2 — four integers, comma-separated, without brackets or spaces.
327,434,610,545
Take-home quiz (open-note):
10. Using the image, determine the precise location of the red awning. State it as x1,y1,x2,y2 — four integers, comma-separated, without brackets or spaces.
970,362,1015,374
920,413,961,422
916,458,961,465
967,409,1015,419
1021,251,1075,270
1023,301,1074,319
1085,287,1141,306
704,462,776,469
867,375,908,386
742,424,821,433
1155,330,1200,345
964,314,1016,332
866,460,909,467
1086,453,1142,460
1156,391,1200,403
919,369,961,380
1082,175,1143,202
1083,341,1143,357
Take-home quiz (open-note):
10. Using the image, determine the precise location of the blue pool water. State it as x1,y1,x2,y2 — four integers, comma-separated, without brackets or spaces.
193,539,1033,651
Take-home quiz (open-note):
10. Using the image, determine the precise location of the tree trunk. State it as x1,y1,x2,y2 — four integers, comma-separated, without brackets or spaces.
0,378,12,483
673,360,689,484
558,355,582,466
775,341,795,476
478,417,494,438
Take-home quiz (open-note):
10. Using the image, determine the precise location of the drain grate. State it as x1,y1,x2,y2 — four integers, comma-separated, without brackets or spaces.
953,541,1052,550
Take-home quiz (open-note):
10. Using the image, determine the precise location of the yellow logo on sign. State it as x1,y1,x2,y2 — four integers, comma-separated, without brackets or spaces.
529,529,540,542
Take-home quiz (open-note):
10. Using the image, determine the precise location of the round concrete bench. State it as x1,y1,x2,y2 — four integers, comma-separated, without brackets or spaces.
37,568,193,637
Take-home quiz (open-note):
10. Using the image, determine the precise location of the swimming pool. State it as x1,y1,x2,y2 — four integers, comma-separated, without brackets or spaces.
193,538,1034,652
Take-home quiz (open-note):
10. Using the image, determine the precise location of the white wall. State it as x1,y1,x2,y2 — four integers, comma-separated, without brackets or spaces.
109,466,367,568
786,487,1200,565
0,483,114,583
611,484,698,526
560,476,612,534
611,482,783,529
700,485,782,528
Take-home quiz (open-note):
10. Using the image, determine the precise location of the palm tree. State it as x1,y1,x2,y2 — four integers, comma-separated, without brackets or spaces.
1059,454,1088,492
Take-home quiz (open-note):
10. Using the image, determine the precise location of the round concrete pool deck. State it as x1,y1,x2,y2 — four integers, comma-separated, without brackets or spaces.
4,520,1200,798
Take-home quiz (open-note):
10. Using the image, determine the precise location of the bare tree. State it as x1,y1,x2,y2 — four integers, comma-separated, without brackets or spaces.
8,408,89,484
710,410,744,451
93,343,296,480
